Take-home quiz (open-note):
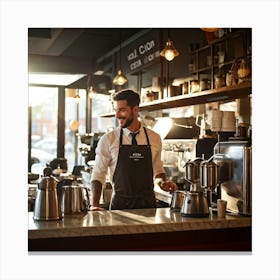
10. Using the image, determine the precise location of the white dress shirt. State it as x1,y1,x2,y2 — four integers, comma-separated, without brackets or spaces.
90,124,165,186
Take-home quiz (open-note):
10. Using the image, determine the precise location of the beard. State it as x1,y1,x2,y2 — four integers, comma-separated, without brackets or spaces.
118,112,134,128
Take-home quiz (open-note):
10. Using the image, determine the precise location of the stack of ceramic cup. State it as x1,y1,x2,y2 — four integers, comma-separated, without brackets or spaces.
210,109,236,132
221,111,236,131
210,109,223,132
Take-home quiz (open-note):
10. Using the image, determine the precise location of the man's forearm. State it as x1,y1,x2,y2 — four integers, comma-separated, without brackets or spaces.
91,180,103,207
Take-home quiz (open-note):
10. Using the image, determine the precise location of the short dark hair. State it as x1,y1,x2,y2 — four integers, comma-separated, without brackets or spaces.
113,89,140,107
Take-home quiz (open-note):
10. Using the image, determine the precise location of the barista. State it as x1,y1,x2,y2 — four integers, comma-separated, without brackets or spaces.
90,89,177,210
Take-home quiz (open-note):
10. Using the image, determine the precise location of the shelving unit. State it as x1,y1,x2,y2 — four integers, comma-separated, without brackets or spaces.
99,29,251,118
100,81,251,117
188,29,250,90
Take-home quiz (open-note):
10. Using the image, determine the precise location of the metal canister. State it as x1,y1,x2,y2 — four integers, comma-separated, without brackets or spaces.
185,158,203,183
170,190,187,211
213,153,233,183
200,161,219,190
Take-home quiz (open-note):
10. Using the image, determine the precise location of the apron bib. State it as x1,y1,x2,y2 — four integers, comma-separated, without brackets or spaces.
110,127,156,210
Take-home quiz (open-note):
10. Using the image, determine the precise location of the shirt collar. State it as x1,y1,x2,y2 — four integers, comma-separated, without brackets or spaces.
122,124,143,136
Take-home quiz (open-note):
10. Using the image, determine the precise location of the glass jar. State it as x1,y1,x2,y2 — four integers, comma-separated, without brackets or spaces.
190,80,200,93
214,68,225,88
226,70,237,86
237,59,251,82
199,79,211,91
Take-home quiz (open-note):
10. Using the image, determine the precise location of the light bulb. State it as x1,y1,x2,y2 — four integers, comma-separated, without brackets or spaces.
88,86,96,98
75,94,80,104
160,39,179,62
113,69,128,86
164,50,175,61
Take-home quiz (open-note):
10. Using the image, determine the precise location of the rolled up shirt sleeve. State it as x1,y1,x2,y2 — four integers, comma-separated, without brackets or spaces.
150,132,165,178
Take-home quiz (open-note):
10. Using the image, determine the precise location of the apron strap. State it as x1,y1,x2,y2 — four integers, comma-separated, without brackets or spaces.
120,128,124,147
143,127,151,147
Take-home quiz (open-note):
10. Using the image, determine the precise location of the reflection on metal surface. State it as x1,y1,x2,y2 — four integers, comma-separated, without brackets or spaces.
98,211,113,226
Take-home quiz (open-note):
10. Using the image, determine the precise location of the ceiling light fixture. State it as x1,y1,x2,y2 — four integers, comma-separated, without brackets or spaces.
113,69,128,86
160,38,179,61
88,86,96,98
75,89,80,104
113,29,128,86
87,73,97,98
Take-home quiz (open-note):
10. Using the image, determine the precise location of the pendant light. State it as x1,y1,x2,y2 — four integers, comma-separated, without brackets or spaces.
74,89,80,104
113,29,128,86
87,73,96,98
160,30,179,61
88,86,96,98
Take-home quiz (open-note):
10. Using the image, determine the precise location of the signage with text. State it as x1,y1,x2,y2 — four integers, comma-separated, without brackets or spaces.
121,30,161,74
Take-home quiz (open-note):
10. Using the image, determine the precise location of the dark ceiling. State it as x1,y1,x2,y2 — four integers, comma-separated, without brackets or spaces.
28,28,148,91
28,28,143,60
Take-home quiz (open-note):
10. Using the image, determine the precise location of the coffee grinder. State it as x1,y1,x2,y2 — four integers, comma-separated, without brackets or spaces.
200,159,220,211
180,158,209,217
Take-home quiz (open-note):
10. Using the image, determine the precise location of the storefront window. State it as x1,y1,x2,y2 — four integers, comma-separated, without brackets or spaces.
91,93,115,132
65,89,86,171
29,86,58,173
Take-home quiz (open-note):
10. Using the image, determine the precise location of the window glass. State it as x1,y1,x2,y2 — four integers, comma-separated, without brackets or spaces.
29,86,58,173
91,93,115,132
65,89,86,171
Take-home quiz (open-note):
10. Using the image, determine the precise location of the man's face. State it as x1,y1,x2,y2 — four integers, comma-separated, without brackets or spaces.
114,100,138,128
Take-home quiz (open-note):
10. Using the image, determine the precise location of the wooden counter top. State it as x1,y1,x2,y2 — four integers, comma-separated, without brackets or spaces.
28,207,251,240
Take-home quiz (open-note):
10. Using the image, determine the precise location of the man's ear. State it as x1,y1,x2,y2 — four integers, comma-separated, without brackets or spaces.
133,105,139,114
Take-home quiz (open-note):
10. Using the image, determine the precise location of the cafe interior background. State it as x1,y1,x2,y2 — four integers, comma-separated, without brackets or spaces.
27,27,254,219
28,27,251,175
1,1,280,279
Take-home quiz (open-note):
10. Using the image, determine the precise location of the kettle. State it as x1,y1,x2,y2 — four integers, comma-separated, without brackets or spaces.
33,167,63,221
170,190,187,212
180,191,209,217
60,184,90,214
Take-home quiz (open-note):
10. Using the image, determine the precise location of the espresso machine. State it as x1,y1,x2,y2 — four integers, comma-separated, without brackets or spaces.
213,140,252,216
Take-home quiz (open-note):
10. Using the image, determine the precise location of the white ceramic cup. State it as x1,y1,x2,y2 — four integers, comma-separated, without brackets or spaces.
217,199,227,218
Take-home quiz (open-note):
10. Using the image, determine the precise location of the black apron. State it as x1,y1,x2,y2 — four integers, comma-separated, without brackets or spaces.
110,127,156,210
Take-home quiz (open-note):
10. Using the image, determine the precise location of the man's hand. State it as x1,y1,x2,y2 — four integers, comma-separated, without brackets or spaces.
155,174,178,193
157,179,178,192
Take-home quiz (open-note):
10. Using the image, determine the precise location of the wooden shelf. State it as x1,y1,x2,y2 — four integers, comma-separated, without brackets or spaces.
189,60,237,75
99,81,251,117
